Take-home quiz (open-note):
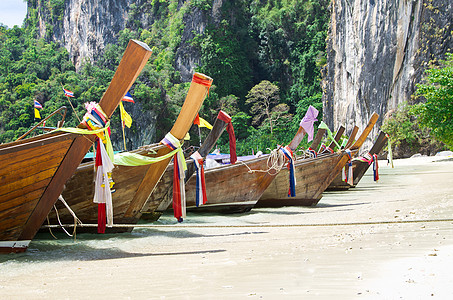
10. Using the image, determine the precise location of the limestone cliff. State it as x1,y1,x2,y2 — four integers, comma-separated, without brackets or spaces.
27,0,219,148
27,0,220,81
323,0,452,145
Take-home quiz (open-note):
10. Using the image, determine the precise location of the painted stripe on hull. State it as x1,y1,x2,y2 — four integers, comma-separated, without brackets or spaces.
0,240,30,253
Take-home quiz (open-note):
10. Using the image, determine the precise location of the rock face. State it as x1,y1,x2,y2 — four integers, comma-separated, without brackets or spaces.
323,0,452,146
28,0,215,147
30,0,135,68
28,0,213,79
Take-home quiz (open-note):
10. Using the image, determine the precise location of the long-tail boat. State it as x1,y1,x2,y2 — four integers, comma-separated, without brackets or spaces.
150,115,313,215
0,40,152,253
256,113,379,207
326,131,388,190
140,110,233,220
44,73,212,233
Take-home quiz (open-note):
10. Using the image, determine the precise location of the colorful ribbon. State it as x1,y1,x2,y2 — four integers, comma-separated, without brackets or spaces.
280,145,296,197
353,152,379,182
161,132,187,222
341,138,348,149
190,151,207,207
51,102,115,232
80,102,114,233
345,149,353,185
192,73,212,96
113,149,180,166
299,105,319,142
307,147,317,158
217,110,237,164
373,154,379,182
318,121,341,150
386,133,394,168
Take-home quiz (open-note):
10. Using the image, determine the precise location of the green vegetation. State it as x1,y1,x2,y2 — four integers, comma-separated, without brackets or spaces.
412,53,453,149
0,0,329,155
382,54,452,155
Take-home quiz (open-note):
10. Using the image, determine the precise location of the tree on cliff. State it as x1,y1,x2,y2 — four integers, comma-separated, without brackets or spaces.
412,53,453,149
245,80,290,135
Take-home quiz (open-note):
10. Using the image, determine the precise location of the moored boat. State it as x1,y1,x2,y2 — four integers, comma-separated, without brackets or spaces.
152,107,319,214
44,73,212,233
256,113,379,207
140,110,234,220
326,131,388,190
0,40,152,253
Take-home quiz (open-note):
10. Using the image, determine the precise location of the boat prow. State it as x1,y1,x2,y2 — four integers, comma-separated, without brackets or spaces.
0,40,152,253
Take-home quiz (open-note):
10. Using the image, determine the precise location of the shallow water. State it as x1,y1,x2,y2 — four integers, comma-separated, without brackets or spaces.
1,157,453,298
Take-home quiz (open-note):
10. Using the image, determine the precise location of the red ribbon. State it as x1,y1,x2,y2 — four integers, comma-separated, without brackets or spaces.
373,154,379,181
192,74,212,97
95,140,106,233
172,157,183,222
217,111,237,164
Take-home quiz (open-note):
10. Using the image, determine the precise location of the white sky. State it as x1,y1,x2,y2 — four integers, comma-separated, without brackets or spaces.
0,0,27,28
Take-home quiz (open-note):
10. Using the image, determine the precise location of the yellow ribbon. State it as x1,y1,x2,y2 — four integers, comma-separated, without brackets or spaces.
113,149,180,166
52,121,114,160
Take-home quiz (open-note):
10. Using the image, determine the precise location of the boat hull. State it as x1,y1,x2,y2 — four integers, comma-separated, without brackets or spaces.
1,39,153,252
143,156,277,215
44,73,212,233
0,132,91,252
327,131,388,190
45,145,170,233
256,152,350,207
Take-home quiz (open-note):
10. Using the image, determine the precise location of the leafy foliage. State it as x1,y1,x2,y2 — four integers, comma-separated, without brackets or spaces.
1,0,329,156
412,53,453,149
381,102,446,156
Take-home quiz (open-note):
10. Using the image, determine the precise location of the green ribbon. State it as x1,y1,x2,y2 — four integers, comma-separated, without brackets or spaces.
341,138,348,148
318,121,341,149
387,134,394,168
113,149,180,166
52,121,114,160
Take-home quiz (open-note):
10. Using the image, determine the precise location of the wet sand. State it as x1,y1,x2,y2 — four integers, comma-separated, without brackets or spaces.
1,156,453,299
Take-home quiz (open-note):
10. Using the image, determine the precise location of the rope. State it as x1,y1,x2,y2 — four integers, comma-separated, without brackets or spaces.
236,147,287,175
46,195,82,239
41,218,453,229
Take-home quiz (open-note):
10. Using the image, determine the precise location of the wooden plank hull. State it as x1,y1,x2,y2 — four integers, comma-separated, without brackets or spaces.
327,131,388,190
46,144,167,232
0,132,80,252
162,156,278,213
0,40,153,253
256,151,352,207
44,73,212,233
141,112,230,220
258,113,379,207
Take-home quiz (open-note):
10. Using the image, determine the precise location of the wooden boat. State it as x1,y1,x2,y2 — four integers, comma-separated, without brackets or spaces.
0,40,152,253
256,113,379,207
140,111,233,220
149,119,311,214
326,131,388,190
44,72,212,233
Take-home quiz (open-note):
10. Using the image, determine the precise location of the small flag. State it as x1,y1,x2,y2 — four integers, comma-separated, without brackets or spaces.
122,91,135,103
34,99,43,109
34,108,41,119
193,114,212,129
63,88,74,97
119,102,132,128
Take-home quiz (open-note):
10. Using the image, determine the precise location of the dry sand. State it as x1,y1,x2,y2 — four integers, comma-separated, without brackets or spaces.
1,156,452,299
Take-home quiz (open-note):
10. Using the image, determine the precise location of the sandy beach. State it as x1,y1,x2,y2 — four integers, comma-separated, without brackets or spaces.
1,156,452,299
